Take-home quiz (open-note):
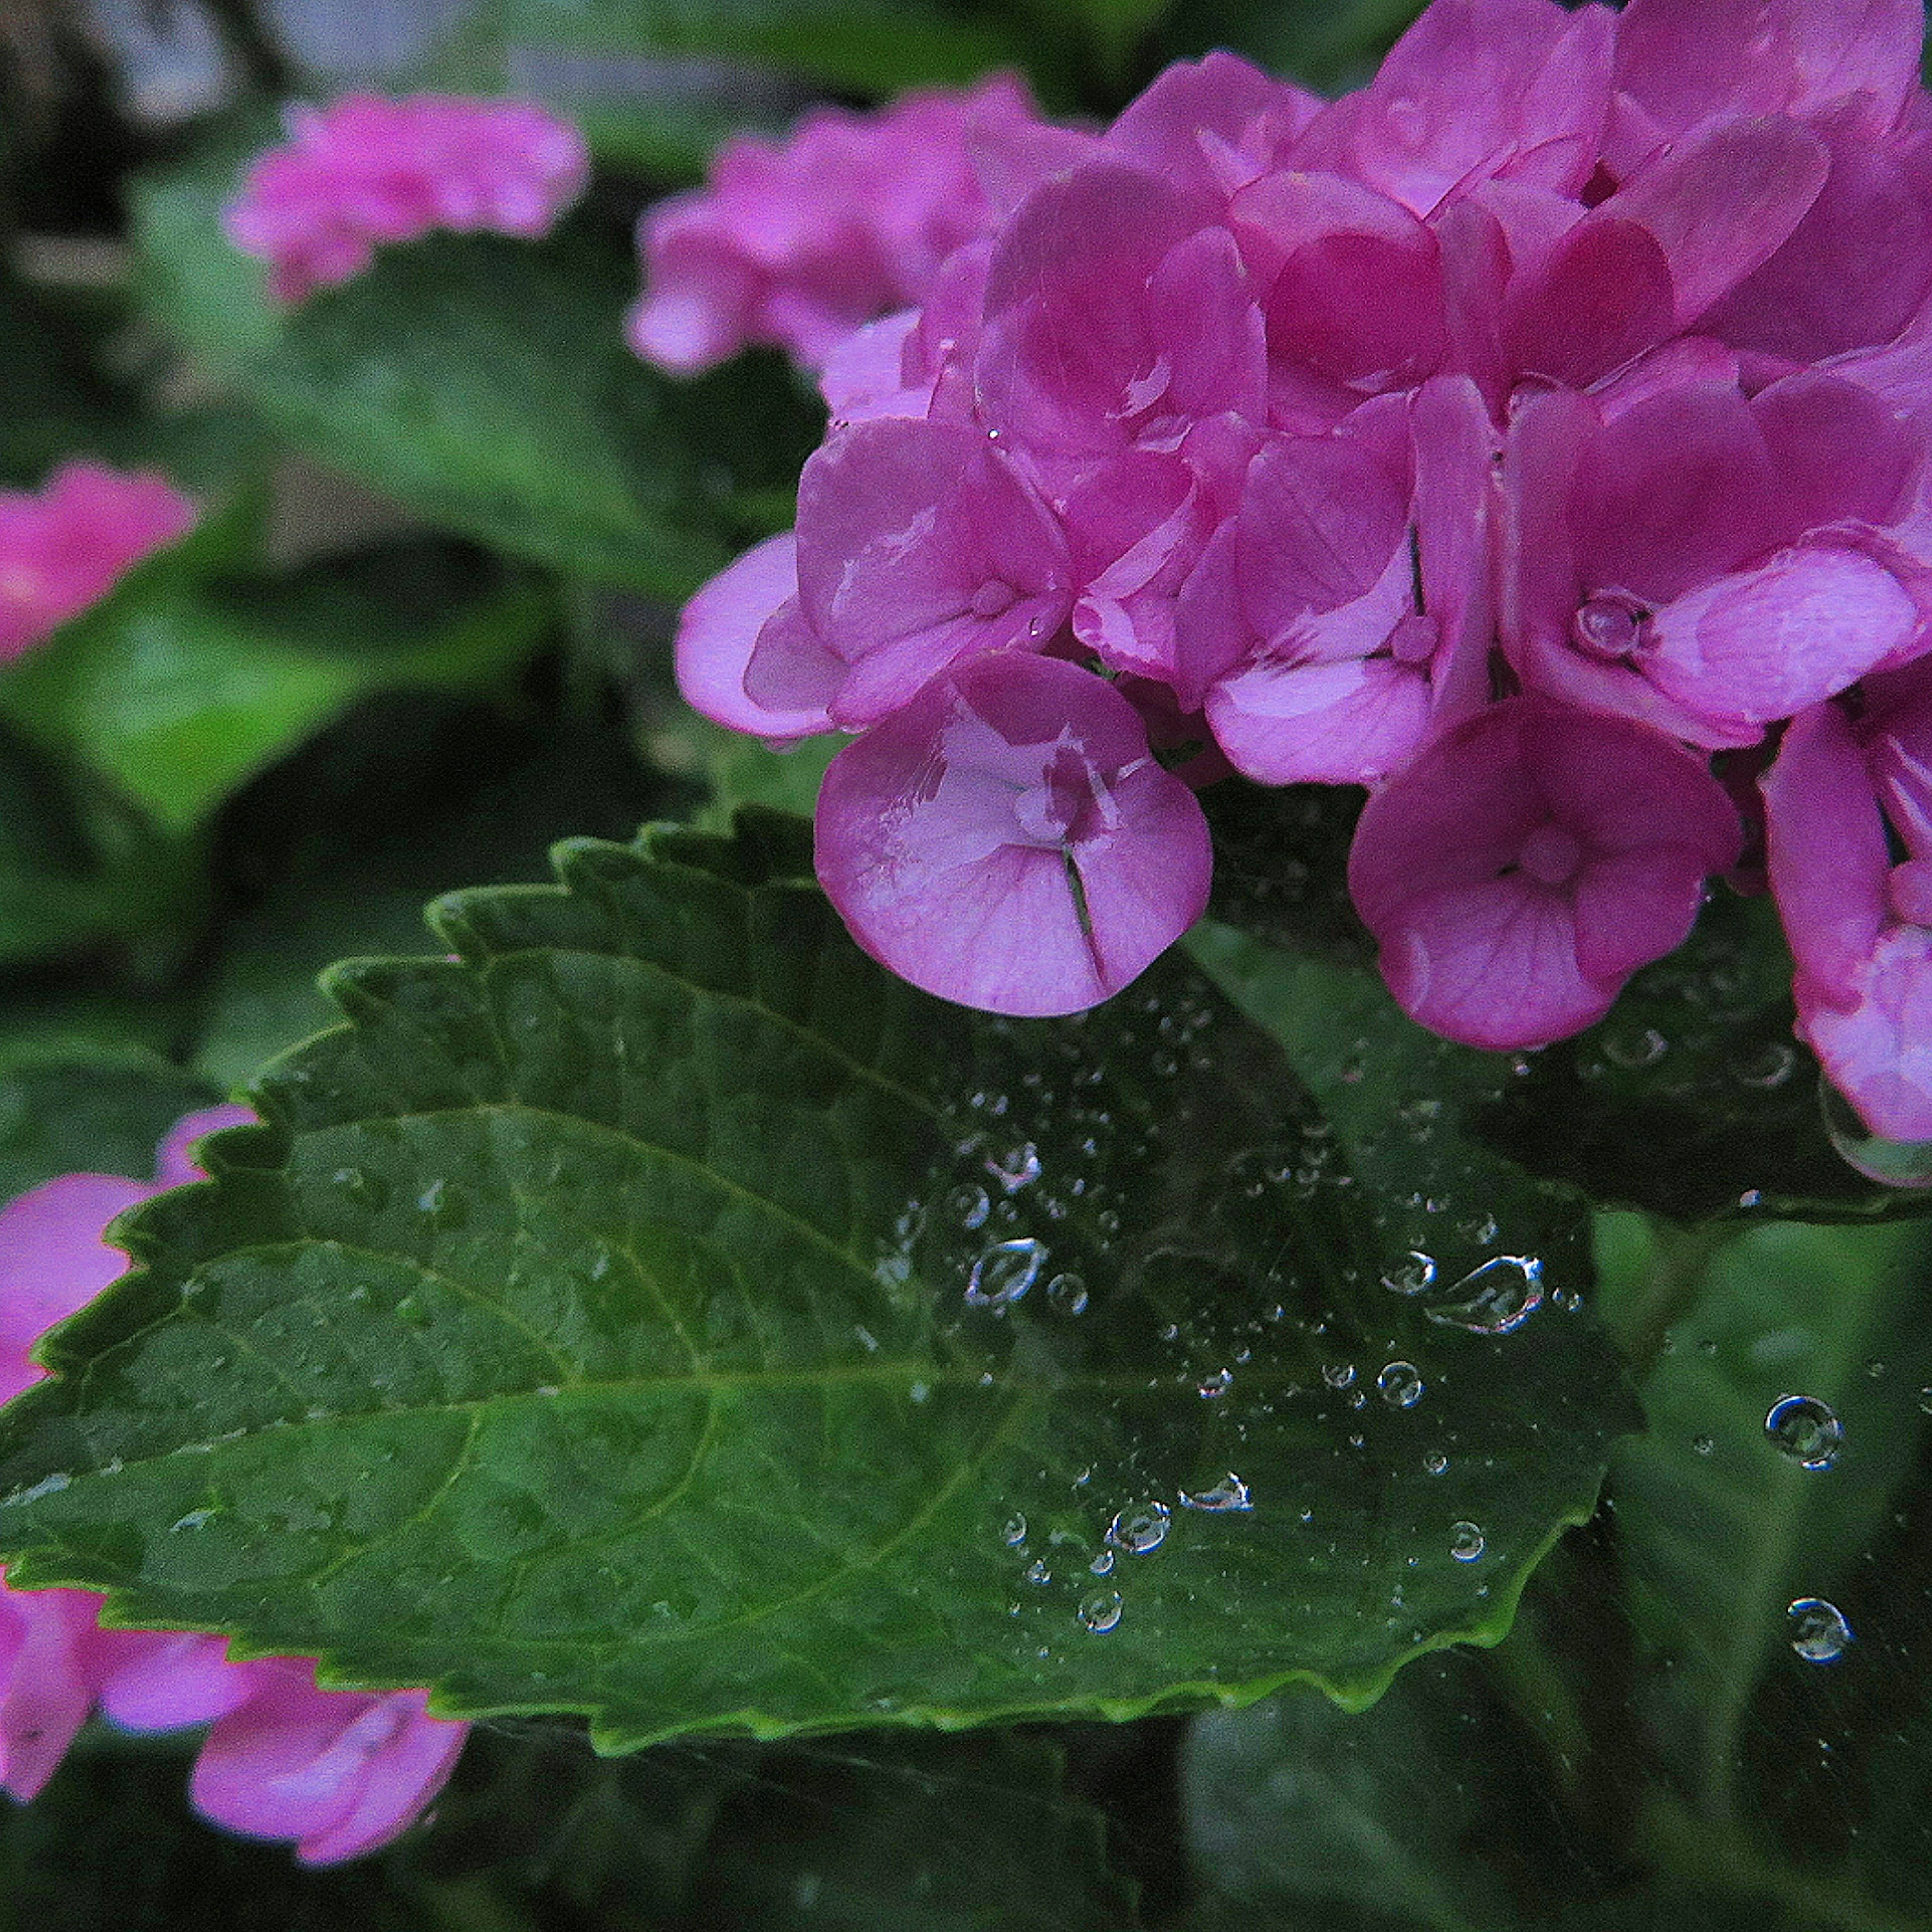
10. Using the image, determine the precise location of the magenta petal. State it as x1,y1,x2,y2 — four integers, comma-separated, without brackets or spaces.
94,1630,256,1732
1761,700,1890,1000
815,655,1210,1016
676,535,834,741
1646,546,1920,725
1800,926,1932,1142
0,1174,147,1400
152,1104,255,1190
1350,699,1740,1051
1500,214,1675,389
1603,116,1830,327
0,1582,99,1802
1231,170,1445,392
1209,656,1432,786
191,1667,464,1865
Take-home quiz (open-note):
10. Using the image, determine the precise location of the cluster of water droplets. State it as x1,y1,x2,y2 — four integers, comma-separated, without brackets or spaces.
1752,1390,1855,1662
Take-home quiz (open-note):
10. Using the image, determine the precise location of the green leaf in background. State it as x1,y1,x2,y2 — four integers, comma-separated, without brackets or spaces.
0,1050,218,1200
1181,1649,1597,1932
0,538,550,833
1158,0,1427,91
132,146,823,595
195,687,696,1086
0,716,203,972
437,0,1060,175
0,817,1625,1745
1604,1216,1932,1899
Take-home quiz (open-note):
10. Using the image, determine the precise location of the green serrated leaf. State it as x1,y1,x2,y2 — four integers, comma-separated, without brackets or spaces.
0,540,550,832
131,144,822,594
0,822,1625,1746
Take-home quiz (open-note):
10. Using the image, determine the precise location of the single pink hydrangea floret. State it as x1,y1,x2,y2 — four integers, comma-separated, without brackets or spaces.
1348,697,1743,1050
225,94,589,305
817,653,1212,1016
0,461,195,664
0,1107,468,1860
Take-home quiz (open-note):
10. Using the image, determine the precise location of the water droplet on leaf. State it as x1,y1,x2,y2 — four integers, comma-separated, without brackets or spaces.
1425,1256,1544,1334
1106,1500,1170,1555
1449,1521,1485,1562
1077,1590,1123,1633
1046,1272,1088,1314
1382,1252,1437,1296
1377,1362,1424,1408
966,1237,1046,1307
1787,1597,1853,1662
1180,1474,1252,1512
1002,1514,1028,1547
1765,1394,1843,1470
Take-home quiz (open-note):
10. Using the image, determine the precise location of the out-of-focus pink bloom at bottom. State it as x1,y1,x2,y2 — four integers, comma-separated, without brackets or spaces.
1348,698,1743,1050
0,461,196,663
191,1665,465,1867
816,653,1212,1016
0,1106,468,1861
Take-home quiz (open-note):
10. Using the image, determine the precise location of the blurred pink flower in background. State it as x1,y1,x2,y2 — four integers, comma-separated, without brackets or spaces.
0,1109,468,1859
225,93,589,304
0,461,195,664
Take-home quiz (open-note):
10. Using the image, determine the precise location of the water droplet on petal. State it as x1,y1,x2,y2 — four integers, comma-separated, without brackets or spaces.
1765,1394,1843,1470
967,1237,1046,1308
1377,1362,1424,1408
1426,1256,1544,1334
1078,1589,1124,1633
1449,1521,1486,1562
1381,1252,1437,1296
1106,1500,1171,1555
1001,1514,1028,1547
1787,1597,1853,1662
1179,1473,1252,1512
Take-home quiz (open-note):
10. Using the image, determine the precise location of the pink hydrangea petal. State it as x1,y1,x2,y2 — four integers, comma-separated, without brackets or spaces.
1601,115,1830,328
1105,51,1322,209
93,1630,258,1732
1292,0,1614,214
1208,655,1432,787
1349,699,1741,1051
1378,873,1613,1050
675,535,834,742
815,655,1209,1016
1230,169,1445,392
191,1667,464,1865
1645,545,1921,725
1410,374,1498,730
1616,0,1925,138
0,1174,149,1399
1761,699,1892,1000
1499,213,1676,390
0,1583,100,1802
1799,925,1932,1141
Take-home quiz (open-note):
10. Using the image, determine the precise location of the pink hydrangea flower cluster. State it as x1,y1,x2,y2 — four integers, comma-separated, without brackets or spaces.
225,94,590,305
661,0,1932,1139
0,461,195,663
0,1109,467,1863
